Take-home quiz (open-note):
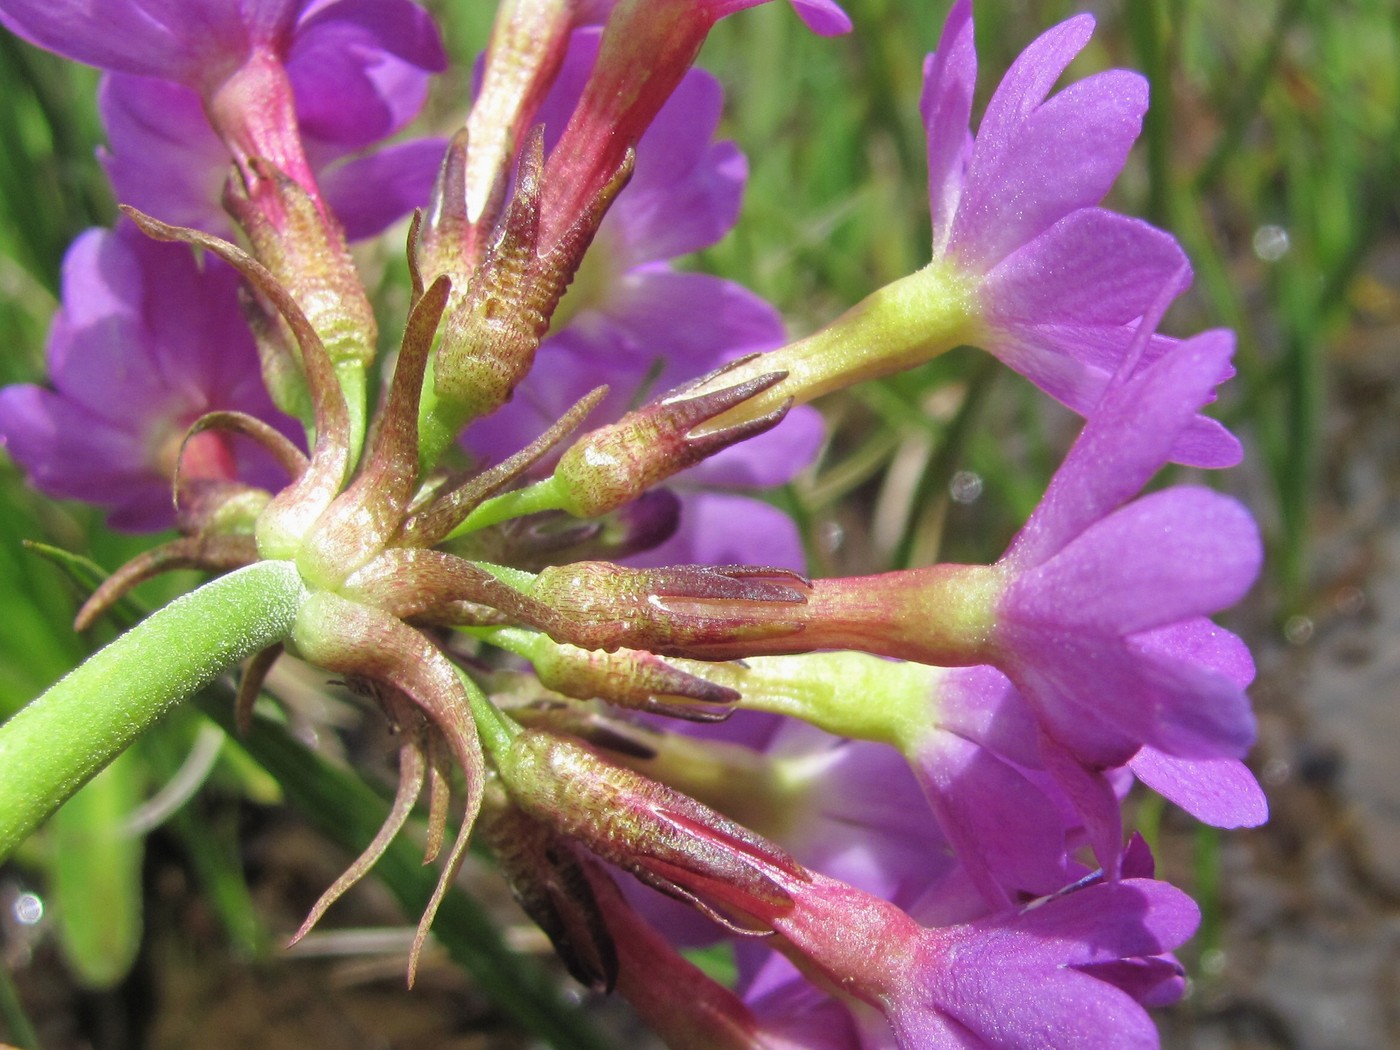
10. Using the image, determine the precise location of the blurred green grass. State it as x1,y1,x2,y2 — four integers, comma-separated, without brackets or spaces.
1,0,1398,1045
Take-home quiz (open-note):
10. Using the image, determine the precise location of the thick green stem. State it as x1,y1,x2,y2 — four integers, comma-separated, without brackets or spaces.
0,560,307,860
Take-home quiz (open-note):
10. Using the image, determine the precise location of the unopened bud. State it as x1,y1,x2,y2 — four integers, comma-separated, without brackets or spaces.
552,360,790,518
500,627,739,721
225,160,378,376
524,561,810,653
496,729,809,929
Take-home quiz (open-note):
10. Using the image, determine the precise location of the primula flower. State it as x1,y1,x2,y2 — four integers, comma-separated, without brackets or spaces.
694,0,1236,470
758,867,1197,1050
914,1,1234,467
692,653,1082,908
98,69,447,240
952,329,1261,864
668,322,1260,868
0,0,446,232
465,29,823,568
0,222,297,530
993,332,1259,767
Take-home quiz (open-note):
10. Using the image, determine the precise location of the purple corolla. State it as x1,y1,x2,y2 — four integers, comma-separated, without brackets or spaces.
924,0,1234,468
766,870,1197,1050
0,222,298,530
0,0,447,235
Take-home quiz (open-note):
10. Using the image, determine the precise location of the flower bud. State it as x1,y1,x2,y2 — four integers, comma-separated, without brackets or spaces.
523,561,810,653
552,360,790,519
493,626,739,721
495,728,809,929
225,159,378,377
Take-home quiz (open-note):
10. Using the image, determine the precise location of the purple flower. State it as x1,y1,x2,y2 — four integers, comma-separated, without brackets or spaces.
905,665,1075,907
1,0,447,234
0,0,444,105
980,328,1261,862
466,28,822,568
923,0,1235,468
765,870,1197,1050
996,332,1260,766
0,222,298,530
97,71,445,239
714,321,1261,868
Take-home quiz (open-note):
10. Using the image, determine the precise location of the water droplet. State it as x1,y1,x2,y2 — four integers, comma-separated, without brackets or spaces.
13,892,43,925
1262,758,1291,786
1334,585,1365,616
1283,614,1314,645
819,519,845,553
1253,224,1290,262
949,470,983,504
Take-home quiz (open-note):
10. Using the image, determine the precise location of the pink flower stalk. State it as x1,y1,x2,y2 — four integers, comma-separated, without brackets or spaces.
0,222,298,530
537,0,848,247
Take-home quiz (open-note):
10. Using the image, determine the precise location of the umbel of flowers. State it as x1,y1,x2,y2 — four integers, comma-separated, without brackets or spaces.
0,1,1262,1047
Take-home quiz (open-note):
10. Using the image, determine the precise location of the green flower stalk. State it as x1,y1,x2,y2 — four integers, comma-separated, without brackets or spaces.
0,561,306,859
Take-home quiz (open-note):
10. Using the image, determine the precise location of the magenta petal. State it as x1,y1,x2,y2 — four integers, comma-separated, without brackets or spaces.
912,731,1068,901
319,137,446,239
0,0,294,81
952,69,1148,271
1167,414,1243,469
611,68,747,263
45,233,171,422
921,0,976,254
0,385,150,499
983,209,1188,328
1004,648,1142,768
99,73,232,234
613,137,746,265
935,666,1042,769
1135,618,1255,689
577,267,787,376
1001,625,1255,763
1079,957,1188,1009
998,879,1200,964
945,13,1095,268
909,880,1198,1050
287,0,446,148
787,0,851,35
1038,733,1124,874
1008,330,1238,567
935,969,1161,1050
1016,488,1262,635
1130,748,1268,828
